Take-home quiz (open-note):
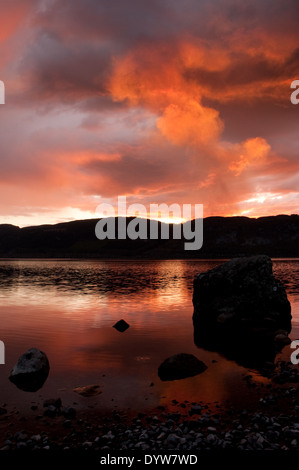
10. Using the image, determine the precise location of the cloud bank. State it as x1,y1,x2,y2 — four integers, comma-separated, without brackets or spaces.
0,0,298,225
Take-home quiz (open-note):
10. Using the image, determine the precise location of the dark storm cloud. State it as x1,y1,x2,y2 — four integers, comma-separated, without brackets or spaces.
184,47,299,100
15,0,298,107
18,33,111,102
34,0,177,44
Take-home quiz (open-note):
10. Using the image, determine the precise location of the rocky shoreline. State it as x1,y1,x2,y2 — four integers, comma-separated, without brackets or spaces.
1,361,299,452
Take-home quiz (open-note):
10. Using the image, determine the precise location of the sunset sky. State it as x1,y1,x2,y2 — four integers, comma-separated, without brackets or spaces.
0,0,298,226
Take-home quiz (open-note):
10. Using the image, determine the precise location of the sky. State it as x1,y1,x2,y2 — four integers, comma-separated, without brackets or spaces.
0,0,298,226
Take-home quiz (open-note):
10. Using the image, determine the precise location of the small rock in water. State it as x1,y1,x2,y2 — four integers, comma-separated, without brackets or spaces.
73,384,102,397
43,405,57,418
9,348,50,392
189,405,202,415
158,353,207,381
62,406,76,419
43,398,62,408
113,319,130,332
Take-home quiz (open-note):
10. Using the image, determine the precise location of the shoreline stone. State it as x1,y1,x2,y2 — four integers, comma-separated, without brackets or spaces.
158,353,207,381
9,348,50,392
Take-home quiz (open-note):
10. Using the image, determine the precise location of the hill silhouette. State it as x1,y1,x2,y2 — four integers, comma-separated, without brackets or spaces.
0,214,298,258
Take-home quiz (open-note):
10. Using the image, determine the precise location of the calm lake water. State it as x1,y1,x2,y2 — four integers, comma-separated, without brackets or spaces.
0,259,299,415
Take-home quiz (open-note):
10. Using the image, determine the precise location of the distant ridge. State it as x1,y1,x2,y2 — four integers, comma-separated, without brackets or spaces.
0,214,298,259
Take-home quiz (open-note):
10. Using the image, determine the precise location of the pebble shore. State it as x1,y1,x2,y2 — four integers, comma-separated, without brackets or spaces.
2,360,299,452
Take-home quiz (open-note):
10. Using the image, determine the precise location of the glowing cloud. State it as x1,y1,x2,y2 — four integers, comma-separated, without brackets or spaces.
0,0,298,225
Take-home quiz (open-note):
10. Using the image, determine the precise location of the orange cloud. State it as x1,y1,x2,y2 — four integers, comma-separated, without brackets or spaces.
229,138,271,176
157,100,223,147
109,43,274,179
109,44,225,148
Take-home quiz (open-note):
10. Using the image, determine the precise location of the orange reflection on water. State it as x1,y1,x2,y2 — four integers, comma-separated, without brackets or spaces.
0,259,298,414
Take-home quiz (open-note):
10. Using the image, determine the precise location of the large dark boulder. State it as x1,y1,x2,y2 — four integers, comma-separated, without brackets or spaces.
158,353,207,381
9,348,50,392
192,255,292,368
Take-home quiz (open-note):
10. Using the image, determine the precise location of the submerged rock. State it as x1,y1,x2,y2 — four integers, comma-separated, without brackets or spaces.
193,255,292,369
62,406,77,419
43,398,62,408
158,353,207,381
274,332,292,346
73,384,102,397
9,348,50,392
113,319,130,332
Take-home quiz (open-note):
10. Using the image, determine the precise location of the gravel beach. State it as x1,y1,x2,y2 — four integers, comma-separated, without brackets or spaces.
2,360,299,452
